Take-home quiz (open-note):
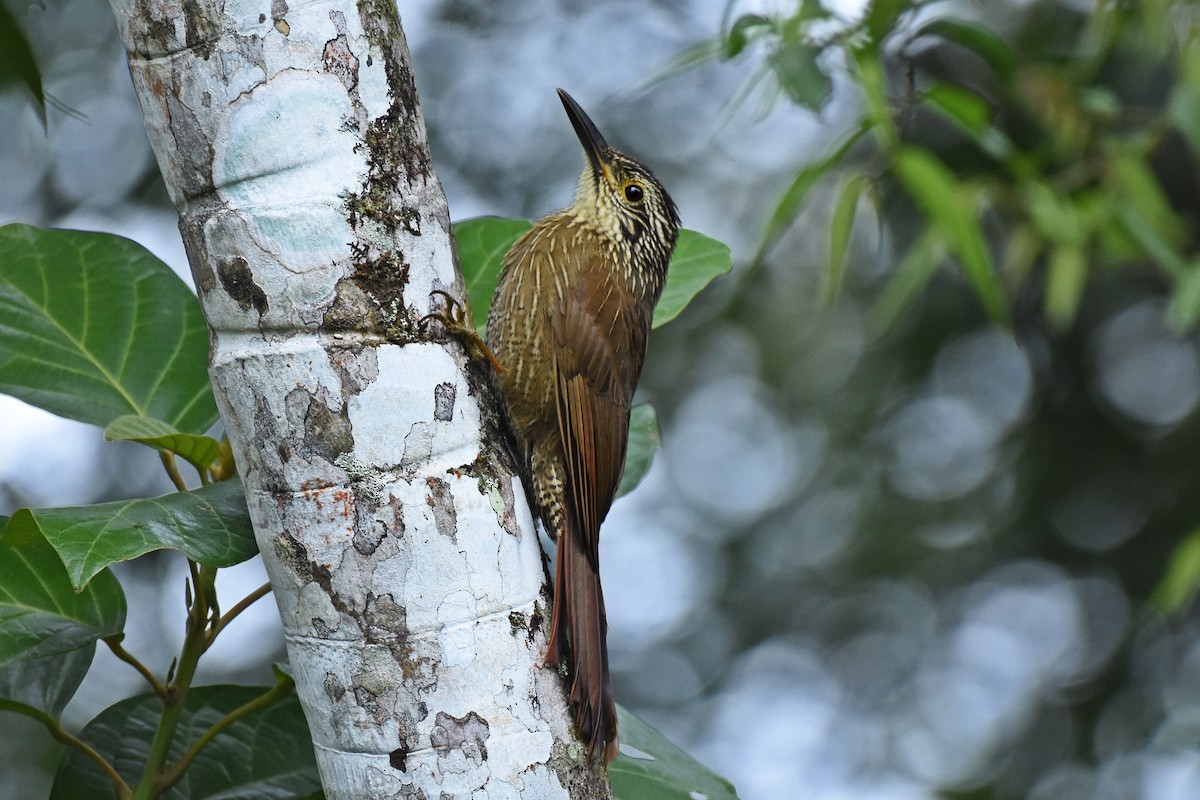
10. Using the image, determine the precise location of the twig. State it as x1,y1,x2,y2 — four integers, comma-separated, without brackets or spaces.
103,635,166,698
206,582,272,647
159,451,188,492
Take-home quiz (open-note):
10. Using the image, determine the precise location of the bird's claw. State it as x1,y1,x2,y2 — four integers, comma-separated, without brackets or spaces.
421,290,505,374
420,289,472,332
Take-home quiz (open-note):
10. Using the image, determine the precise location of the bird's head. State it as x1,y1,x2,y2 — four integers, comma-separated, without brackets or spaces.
558,89,680,263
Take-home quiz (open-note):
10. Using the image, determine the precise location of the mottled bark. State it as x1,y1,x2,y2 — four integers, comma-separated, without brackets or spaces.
107,0,611,796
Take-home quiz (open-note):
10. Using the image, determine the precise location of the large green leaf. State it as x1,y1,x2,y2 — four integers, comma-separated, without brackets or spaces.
611,705,740,800
452,216,532,332
104,414,224,473
0,224,218,433
0,648,95,720
0,526,124,716
452,218,730,331
654,230,732,327
618,404,659,498
4,479,256,591
51,684,322,800
0,532,126,664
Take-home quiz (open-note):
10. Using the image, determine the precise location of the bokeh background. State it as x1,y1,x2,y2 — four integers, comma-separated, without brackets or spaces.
5,0,1200,797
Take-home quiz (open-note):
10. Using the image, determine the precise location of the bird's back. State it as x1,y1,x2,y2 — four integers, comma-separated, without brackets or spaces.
486,212,652,455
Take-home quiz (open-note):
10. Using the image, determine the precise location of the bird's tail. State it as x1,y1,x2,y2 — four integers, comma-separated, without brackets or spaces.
545,515,618,764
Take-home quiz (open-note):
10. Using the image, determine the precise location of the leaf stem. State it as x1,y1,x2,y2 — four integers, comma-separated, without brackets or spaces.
1,701,132,799
157,671,295,793
206,581,272,648
103,634,166,699
130,563,217,800
160,451,188,492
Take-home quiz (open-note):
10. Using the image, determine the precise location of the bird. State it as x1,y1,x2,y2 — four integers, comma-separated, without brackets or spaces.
431,88,679,763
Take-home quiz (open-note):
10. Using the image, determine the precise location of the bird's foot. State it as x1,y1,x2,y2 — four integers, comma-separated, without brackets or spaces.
420,290,505,374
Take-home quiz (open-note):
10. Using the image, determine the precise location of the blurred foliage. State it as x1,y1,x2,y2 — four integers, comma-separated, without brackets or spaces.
689,0,1200,603
623,1,1200,795
696,0,1200,334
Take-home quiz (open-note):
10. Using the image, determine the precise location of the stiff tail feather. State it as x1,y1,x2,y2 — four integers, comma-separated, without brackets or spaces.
544,517,618,764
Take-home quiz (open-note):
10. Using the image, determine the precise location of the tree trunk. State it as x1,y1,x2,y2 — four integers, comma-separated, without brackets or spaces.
106,0,611,796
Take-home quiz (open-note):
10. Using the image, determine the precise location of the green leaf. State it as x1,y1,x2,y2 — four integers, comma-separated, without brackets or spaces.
51,684,321,800
0,224,218,433
769,38,832,111
656,230,732,328
0,529,125,715
918,18,1016,80
0,648,95,721
1152,527,1200,613
1116,204,1187,279
0,2,45,123
1169,259,1200,331
1002,225,1041,283
870,226,946,334
922,83,1013,162
850,48,895,145
1168,37,1200,152
1025,181,1087,247
452,218,730,331
618,405,659,498
758,120,870,259
1045,246,1087,329
865,0,910,46
452,216,532,331
0,533,126,664
611,705,740,800
826,173,866,305
1108,149,1184,254
104,415,223,473
723,13,771,59
5,479,256,591
924,83,993,136
892,147,1009,324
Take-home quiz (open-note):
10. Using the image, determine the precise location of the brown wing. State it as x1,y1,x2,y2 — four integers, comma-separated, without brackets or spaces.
551,251,651,569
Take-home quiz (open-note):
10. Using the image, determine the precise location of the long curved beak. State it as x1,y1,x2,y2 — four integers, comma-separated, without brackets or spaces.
557,88,610,182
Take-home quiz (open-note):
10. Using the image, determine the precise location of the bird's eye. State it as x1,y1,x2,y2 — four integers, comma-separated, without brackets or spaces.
624,183,644,203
